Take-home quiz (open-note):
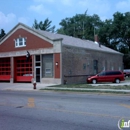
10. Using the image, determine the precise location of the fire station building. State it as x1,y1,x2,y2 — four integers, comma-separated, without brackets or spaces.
0,23,123,84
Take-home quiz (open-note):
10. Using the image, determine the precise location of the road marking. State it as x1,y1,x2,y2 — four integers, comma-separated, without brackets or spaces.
27,98,35,108
120,103,130,109
30,106,130,119
0,102,129,119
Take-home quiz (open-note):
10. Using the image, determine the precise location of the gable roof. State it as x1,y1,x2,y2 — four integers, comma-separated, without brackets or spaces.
0,23,122,55
35,30,122,55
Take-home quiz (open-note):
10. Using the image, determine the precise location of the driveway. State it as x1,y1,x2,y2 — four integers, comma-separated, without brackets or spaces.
91,80,130,86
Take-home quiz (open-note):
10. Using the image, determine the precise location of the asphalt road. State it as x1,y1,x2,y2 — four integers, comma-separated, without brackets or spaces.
0,90,130,130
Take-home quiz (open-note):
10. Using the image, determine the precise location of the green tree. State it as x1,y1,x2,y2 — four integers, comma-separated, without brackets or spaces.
99,12,130,52
57,11,130,68
98,19,118,50
32,18,55,32
0,29,6,39
32,19,39,29
111,12,130,51
98,12,130,68
123,53,130,69
57,12,103,40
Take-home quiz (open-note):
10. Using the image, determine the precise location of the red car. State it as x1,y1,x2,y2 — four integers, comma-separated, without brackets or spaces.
87,70,125,84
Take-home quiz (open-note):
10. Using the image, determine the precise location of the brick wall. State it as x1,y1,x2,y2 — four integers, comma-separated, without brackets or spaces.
62,46,123,84
0,28,53,52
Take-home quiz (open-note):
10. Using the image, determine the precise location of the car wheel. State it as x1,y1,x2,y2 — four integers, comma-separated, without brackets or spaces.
115,79,120,83
92,79,97,84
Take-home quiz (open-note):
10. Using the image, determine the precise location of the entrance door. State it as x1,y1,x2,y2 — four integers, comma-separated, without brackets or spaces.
36,67,41,82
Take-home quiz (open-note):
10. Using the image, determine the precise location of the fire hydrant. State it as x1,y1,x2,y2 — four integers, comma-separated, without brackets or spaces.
33,81,36,89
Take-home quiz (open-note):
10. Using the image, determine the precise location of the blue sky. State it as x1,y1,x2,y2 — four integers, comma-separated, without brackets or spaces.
0,0,130,33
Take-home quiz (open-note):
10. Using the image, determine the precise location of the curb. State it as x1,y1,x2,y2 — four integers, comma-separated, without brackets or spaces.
41,87,130,94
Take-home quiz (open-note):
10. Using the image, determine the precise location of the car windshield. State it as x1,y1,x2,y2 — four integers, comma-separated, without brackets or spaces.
98,71,105,76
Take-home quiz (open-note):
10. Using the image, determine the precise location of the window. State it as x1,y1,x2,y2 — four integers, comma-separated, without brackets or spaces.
35,55,41,67
36,55,40,62
15,38,26,47
98,71,106,76
42,54,53,77
104,71,122,76
93,60,98,74
111,71,122,75
106,72,112,75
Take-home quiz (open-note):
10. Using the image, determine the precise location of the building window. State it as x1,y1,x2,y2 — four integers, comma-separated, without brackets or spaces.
93,60,98,74
35,55,41,66
15,37,26,47
42,54,53,77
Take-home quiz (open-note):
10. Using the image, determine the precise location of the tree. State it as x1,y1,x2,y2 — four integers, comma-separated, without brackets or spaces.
123,53,130,69
99,12,130,52
57,11,130,68
32,19,39,29
32,18,55,32
98,12,130,68
0,29,6,39
57,12,103,40
98,19,118,50
110,12,130,51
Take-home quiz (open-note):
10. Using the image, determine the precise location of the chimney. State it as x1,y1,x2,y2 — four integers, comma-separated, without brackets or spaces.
94,35,99,43
94,35,101,47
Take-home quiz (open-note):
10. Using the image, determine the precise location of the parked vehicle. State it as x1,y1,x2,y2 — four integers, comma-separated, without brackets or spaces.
87,70,125,84
124,72,130,77
123,69,130,77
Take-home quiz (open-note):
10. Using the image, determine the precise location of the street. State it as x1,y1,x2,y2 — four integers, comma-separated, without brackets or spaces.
0,90,130,130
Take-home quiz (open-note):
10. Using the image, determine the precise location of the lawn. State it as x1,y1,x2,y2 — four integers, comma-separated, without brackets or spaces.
47,83,130,90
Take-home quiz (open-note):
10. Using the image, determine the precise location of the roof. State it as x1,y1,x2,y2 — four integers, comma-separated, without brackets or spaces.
0,23,122,55
35,30,122,55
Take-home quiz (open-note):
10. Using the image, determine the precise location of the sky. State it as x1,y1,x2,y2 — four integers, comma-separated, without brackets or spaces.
0,0,130,33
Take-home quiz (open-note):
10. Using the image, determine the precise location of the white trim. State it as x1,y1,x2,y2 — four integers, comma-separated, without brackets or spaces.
15,37,26,48
0,24,55,45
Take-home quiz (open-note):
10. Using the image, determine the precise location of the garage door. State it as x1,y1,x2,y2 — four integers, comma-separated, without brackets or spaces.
0,58,11,81
14,56,32,82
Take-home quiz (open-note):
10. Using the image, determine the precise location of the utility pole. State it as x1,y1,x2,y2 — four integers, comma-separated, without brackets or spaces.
82,21,85,39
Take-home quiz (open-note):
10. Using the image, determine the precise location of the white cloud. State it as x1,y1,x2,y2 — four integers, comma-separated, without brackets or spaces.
0,12,16,25
28,4,52,15
0,12,17,32
0,12,29,33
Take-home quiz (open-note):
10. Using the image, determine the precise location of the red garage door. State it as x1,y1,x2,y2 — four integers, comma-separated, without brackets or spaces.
14,56,32,82
0,58,11,81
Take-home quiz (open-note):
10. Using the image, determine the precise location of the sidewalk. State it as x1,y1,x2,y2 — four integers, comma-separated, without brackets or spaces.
0,83,56,91
0,82,130,93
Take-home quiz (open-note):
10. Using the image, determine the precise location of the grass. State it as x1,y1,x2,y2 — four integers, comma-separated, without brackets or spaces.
40,78,130,94
41,88,130,94
45,84,130,90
